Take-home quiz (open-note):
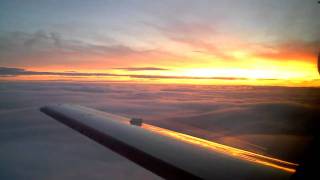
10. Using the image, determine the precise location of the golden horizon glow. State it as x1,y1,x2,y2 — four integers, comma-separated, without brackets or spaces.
1,58,319,87
1,49,319,87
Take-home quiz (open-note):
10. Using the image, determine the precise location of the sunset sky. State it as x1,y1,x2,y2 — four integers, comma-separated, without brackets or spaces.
1,1,320,179
0,0,319,86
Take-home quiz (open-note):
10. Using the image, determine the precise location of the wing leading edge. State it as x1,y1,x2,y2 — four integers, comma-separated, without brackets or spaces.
40,104,297,180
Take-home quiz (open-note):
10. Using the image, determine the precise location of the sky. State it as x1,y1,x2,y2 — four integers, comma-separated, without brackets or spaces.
0,0,319,86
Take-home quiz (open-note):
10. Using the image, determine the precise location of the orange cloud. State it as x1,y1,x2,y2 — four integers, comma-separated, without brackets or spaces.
252,40,320,62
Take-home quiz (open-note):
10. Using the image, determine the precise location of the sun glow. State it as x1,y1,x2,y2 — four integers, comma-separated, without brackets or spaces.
177,58,318,80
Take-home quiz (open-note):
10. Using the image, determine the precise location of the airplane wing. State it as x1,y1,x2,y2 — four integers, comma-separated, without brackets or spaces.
40,104,297,180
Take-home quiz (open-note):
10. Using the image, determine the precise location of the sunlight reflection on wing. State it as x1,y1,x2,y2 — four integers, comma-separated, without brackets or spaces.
140,123,298,173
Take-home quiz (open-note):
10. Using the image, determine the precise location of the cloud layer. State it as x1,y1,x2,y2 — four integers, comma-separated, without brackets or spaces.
1,82,319,165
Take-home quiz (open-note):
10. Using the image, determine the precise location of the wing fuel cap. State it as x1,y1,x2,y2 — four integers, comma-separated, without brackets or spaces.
130,118,143,126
